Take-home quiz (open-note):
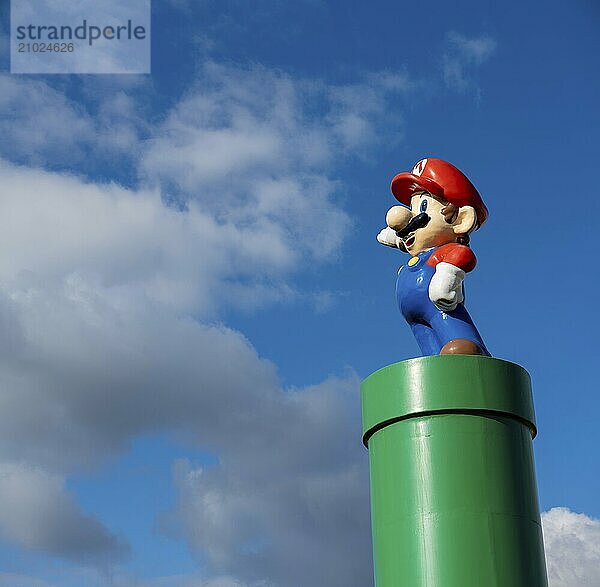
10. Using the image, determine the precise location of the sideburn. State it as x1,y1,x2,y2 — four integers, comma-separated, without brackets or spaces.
441,203,458,224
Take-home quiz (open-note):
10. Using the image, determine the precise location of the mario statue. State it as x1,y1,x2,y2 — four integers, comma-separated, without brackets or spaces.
378,158,490,356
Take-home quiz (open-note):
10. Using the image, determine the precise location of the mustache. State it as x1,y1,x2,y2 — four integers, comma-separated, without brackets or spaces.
396,212,430,239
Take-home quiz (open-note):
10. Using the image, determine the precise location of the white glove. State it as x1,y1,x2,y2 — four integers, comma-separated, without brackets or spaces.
428,262,465,312
377,226,401,248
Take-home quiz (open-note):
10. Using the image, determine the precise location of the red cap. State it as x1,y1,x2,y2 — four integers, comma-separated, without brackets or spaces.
391,158,488,227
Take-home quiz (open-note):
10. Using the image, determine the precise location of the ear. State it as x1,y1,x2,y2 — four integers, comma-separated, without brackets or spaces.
452,205,477,236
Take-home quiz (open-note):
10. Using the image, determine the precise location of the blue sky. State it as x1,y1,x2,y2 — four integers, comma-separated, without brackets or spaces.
0,1,599,586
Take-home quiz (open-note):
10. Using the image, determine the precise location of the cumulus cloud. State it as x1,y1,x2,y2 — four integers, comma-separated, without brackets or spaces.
0,160,305,316
165,373,371,587
0,49,589,584
0,155,370,579
442,31,497,94
0,75,149,173
1,61,415,278
0,93,366,574
140,63,412,262
0,56,413,581
0,463,128,564
542,507,600,587
327,70,411,150
0,247,279,472
0,77,95,166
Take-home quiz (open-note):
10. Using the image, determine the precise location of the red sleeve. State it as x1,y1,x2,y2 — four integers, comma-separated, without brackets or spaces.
426,243,477,272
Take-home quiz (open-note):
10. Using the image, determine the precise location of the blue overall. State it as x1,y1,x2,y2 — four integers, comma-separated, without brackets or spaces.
396,247,489,356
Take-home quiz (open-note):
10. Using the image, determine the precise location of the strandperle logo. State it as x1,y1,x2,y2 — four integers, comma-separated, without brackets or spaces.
10,0,151,74
15,19,147,47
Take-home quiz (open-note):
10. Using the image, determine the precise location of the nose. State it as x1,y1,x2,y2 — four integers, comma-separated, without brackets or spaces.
386,206,413,232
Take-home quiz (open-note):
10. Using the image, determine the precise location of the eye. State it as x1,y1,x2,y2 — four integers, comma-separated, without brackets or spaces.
419,199,428,213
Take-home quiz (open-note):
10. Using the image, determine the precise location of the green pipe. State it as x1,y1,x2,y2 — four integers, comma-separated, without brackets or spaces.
361,355,548,587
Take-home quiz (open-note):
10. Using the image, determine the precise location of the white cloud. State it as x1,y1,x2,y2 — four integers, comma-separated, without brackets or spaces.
0,55,410,481
0,77,95,165
0,462,128,564
0,156,369,580
0,47,594,586
443,31,497,94
543,507,600,587
327,70,411,151
140,61,355,192
140,63,384,263
447,31,497,65
0,160,319,317
138,62,416,265
0,245,370,584
0,75,148,169
0,156,370,575
165,374,371,587
0,56,414,581
0,271,279,471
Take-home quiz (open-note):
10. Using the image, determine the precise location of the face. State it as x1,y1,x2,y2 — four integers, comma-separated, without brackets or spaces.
393,192,459,255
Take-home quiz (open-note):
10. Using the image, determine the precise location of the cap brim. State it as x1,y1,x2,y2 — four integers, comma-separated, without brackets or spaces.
391,173,444,205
